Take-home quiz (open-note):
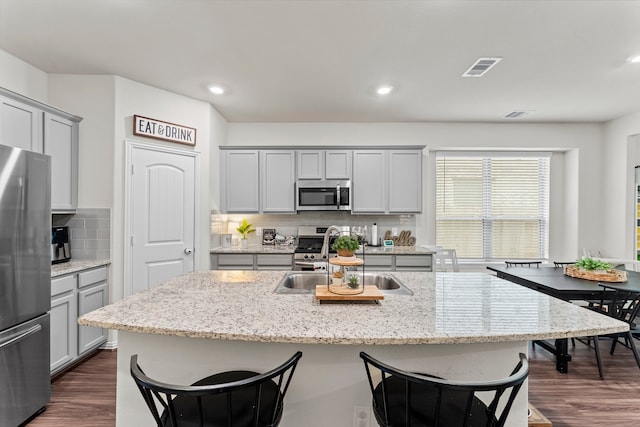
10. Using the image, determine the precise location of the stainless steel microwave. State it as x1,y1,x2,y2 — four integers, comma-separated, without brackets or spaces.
296,180,351,211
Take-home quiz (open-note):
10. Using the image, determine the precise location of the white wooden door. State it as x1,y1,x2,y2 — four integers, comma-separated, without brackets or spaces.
129,144,197,295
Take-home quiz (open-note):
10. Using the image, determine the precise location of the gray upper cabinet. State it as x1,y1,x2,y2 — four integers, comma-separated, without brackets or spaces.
261,150,295,213
297,150,323,179
353,148,423,214
325,150,351,179
44,112,79,213
297,150,351,180
221,146,422,214
0,88,81,213
0,95,43,152
352,150,387,213
221,150,260,212
388,150,422,213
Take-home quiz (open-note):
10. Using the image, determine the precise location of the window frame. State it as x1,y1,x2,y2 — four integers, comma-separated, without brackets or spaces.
435,151,550,262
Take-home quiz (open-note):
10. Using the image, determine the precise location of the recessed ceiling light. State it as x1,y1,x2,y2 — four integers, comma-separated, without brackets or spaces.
376,85,393,95
208,85,225,95
627,55,640,64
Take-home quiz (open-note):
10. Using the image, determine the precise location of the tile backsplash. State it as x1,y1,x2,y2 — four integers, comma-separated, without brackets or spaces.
53,208,111,260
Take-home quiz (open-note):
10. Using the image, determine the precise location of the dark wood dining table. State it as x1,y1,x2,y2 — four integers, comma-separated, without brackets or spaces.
487,264,639,373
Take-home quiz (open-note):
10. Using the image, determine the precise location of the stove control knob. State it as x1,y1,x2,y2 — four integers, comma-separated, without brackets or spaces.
309,254,315,260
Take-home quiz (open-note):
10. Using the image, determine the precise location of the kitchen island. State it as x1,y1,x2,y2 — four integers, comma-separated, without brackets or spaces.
79,270,627,427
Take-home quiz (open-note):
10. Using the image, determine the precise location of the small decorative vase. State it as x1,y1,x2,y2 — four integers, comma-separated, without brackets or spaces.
240,238,248,248
332,277,343,286
337,249,354,257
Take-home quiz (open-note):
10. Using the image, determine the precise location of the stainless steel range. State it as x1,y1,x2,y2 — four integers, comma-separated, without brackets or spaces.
294,226,349,271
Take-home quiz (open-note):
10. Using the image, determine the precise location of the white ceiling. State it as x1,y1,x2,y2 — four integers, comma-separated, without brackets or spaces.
2,0,640,123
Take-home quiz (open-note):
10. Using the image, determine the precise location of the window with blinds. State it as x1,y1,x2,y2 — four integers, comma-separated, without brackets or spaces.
436,152,550,261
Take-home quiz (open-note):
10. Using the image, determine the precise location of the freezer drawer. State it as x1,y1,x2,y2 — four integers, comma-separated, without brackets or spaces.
0,313,51,426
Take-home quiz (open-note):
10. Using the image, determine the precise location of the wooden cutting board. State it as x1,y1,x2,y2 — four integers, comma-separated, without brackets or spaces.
315,285,384,301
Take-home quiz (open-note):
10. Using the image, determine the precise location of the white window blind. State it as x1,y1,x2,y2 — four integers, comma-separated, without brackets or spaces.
436,152,550,261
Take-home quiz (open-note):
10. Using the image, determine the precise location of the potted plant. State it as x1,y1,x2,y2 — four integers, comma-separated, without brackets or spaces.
236,219,255,248
331,235,360,257
347,274,360,289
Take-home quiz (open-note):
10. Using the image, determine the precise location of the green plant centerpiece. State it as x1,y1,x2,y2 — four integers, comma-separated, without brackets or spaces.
574,258,612,272
565,257,627,283
331,235,360,257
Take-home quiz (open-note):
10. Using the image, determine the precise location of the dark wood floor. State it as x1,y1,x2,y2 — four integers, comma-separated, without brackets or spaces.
25,350,116,427
25,341,640,426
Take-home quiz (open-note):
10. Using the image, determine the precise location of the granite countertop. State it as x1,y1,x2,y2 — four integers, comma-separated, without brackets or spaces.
211,244,296,254
210,244,434,255
51,259,111,277
79,270,627,345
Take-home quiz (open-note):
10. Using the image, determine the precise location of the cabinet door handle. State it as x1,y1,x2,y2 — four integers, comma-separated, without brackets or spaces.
184,248,193,255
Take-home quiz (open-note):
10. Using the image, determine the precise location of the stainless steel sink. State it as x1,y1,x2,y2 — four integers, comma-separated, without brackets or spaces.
274,272,413,295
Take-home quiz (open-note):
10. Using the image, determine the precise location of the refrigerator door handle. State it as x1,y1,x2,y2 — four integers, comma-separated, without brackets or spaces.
0,324,42,350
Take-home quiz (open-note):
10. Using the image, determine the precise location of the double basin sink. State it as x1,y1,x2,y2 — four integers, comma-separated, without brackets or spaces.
274,271,413,295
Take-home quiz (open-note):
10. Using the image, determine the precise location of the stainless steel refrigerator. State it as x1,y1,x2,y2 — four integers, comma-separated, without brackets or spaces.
0,144,51,426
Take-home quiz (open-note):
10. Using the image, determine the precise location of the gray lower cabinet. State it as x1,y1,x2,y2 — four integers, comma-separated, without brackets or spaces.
211,253,430,271
77,267,108,355
362,254,394,271
50,274,77,373
356,254,432,271
256,254,294,270
211,253,294,270
50,265,109,375
395,255,432,271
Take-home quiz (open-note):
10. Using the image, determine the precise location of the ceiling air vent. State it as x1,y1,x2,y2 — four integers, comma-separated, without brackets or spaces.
462,57,502,77
505,111,529,119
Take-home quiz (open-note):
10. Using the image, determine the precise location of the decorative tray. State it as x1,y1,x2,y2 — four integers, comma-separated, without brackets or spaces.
329,257,364,266
564,265,627,283
315,285,384,301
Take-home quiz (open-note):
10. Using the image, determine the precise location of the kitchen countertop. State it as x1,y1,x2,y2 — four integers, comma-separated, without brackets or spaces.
79,270,626,345
210,244,434,255
51,259,111,277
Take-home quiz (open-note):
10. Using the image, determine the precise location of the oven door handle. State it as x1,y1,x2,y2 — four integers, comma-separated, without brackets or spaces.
336,183,340,210
0,324,42,350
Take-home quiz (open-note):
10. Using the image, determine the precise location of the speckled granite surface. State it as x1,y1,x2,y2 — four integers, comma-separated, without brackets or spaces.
210,244,434,255
78,271,627,345
51,259,110,277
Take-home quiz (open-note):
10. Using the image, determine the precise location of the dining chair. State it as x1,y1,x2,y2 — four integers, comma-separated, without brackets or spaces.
504,261,541,268
360,351,528,427
130,351,302,426
578,285,640,379
434,248,459,272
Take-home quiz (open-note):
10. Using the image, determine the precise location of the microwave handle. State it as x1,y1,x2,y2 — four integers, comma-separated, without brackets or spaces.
336,183,340,210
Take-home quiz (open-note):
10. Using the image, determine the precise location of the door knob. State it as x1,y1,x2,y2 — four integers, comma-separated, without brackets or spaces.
184,248,193,254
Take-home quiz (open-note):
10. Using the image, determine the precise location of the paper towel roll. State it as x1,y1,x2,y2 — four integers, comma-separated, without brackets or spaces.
371,223,377,245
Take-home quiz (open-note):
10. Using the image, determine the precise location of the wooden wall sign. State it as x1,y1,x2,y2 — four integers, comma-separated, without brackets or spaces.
133,115,196,146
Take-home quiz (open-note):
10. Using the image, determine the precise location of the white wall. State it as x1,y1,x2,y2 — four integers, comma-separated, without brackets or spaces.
0,49,47,102
227,122,603,261
48,74,116,208
602,112,640,259
112,76,223,302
